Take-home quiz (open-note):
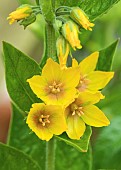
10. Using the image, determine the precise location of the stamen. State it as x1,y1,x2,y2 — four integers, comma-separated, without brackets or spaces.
49,81,62,94
39,114,50,126
71,103,84,117
72,110,76,116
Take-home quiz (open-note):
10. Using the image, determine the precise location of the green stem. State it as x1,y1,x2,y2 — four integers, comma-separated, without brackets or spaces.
40,23,58,69
46,138,56,170
39,1,57,170
39,0,55,24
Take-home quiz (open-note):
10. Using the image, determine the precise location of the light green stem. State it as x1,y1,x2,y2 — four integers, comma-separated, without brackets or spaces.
46,138,56,170
39,1,57,170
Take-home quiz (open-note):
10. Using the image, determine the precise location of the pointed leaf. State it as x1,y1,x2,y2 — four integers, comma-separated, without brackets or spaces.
56,0,120,20
56,143,92,170
55,126,92,152
96,39,119,71
3,42,41,114
0,142,41,170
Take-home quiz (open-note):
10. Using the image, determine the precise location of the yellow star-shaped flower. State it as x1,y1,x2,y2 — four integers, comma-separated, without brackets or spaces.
65,91,110,140
27,58,80,107
72,52,114,93
26,103,67,141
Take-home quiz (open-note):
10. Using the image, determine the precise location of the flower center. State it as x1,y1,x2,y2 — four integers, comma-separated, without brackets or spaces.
71,103,84,117
39,114,50,126
49,81,62,94
77,75,89,92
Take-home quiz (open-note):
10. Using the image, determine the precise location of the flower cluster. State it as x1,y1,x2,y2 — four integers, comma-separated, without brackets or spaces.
26,52,114,141
56,7,94,68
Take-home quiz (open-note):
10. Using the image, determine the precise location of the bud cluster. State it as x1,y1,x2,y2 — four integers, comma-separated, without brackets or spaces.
56,7,94,68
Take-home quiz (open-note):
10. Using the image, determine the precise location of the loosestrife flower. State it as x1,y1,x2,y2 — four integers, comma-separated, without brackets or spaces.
70,7,94,31
56,35,70,69
26,103,67,141
65,91,110,140
7,5,32,24
62,20,82,50
27,58,80,107
72,52,114,93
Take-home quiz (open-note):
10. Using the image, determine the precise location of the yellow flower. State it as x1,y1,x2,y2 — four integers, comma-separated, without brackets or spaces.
56,35,70,69
7,5,32,24
62,21,82,50
72,52,114,93
26,103,67,141
65,91,110,140
70,7,94,31
27,58,80,107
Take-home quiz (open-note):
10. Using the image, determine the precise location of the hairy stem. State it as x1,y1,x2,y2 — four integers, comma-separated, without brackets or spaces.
46,138,56,170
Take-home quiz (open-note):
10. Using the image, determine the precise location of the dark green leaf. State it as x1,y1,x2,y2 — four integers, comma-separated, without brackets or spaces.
56,142,92,170
0,142,41,170
93,116,121,170
3,42,41,114
56,0,120,20
55,126,92,152
96,39,119,71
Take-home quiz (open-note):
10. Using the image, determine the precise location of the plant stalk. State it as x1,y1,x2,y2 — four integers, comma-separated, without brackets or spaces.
39,1,57,170
46,138,56,170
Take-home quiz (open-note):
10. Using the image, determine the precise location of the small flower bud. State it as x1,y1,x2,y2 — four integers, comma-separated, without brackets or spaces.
7,4,33,25
56,35,70,68
62,20,82,50
70,7,94,31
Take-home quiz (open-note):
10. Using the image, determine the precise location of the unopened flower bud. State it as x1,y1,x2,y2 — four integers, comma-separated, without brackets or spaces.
70,7,94,31
56,35,70,68
7,4,33,25
62,21,82,50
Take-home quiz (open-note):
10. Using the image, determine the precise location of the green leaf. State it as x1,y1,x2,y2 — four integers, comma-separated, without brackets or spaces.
3,42,41,114
56,0,120,20
96,39,119,71
0,142,41,170
56,142,92,170
93,116,121,170
55,126,92,152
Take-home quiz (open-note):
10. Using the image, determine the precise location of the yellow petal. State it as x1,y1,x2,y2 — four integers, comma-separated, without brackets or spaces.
81,105,110,127
66,114,86,140
72,58,78,67
87,71,114,91
79,52,99,75
77,91,103,105
27,75,47,99
42,58,62,82
61,67,80,89
45,105,67,135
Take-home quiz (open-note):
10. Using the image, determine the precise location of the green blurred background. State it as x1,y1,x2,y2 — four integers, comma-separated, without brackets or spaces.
0,0,121,169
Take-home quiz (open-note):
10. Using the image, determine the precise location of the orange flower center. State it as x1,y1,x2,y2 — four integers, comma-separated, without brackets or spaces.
39,114,50,126
77,75,89,92
70,103,84,117
49,81,62,94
